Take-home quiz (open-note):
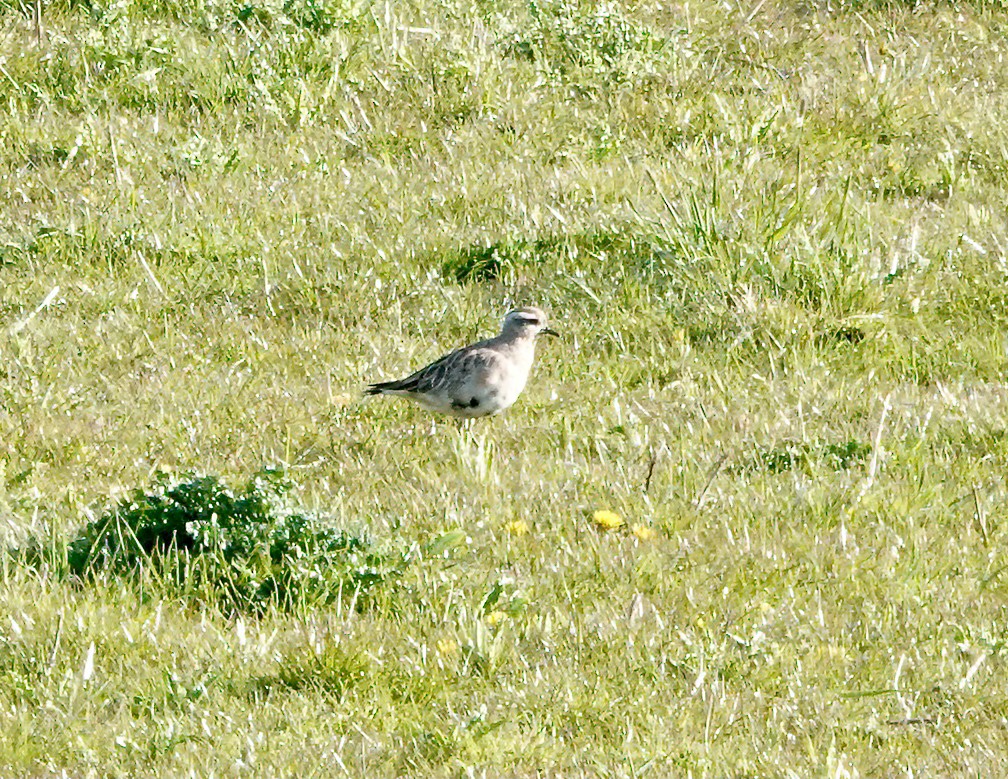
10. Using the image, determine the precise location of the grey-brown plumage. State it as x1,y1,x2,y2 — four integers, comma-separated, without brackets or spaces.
365,307,558,418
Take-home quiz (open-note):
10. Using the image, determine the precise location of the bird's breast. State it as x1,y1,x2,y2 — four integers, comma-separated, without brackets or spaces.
493,347,535,407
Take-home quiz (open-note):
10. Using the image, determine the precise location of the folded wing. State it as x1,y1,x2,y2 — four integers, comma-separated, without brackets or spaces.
366,344,499,400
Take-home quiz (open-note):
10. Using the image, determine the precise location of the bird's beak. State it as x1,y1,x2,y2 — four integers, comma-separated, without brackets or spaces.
541,327,559,338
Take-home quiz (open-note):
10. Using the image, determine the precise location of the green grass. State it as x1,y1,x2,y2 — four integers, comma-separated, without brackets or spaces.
2,0,1008,774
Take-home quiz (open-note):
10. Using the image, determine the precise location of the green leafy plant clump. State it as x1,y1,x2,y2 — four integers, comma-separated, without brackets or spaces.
51,471,405,613
738,439,873,475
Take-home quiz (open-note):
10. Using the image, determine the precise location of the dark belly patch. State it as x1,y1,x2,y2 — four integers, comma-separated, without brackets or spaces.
452,397,481,410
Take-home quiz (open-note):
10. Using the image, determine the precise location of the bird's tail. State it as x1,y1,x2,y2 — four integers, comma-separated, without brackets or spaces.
364,375,422,395
364,380,401,395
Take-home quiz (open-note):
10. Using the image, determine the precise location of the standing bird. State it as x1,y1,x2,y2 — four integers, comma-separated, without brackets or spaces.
365,307,558,418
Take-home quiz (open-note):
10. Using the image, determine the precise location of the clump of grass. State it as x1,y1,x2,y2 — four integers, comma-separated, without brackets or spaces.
23,471,404,613
740,439,872,474
254,642,374,697
817,325,867,346
445,243,509,283
498,0,656,82
236,0,352,34
443,228,642,284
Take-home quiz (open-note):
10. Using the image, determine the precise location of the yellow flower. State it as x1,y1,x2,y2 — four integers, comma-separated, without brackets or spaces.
484,610,506,627
592,510,624,531
631,524,656,541
504,519,530,537
436,638,458,657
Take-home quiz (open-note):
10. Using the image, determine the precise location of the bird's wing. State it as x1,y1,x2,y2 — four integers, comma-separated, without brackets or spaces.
417,346,500,396
370,342,500,396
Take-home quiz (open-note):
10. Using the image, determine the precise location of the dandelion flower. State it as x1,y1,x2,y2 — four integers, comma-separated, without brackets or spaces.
484,610,506,627
436,638,458,657
592,510,624,531
504,519,530,537
631,524,656,541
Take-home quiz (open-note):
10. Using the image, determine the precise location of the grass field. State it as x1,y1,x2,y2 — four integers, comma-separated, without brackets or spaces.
2,0,1008,775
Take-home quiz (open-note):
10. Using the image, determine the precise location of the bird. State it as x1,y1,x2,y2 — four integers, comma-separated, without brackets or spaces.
365,306,558,418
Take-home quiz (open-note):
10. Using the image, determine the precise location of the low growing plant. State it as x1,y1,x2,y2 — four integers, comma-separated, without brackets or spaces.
24,471,406,613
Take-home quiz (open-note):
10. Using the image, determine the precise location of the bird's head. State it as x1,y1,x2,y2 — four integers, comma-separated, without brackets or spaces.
501,306,559,339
